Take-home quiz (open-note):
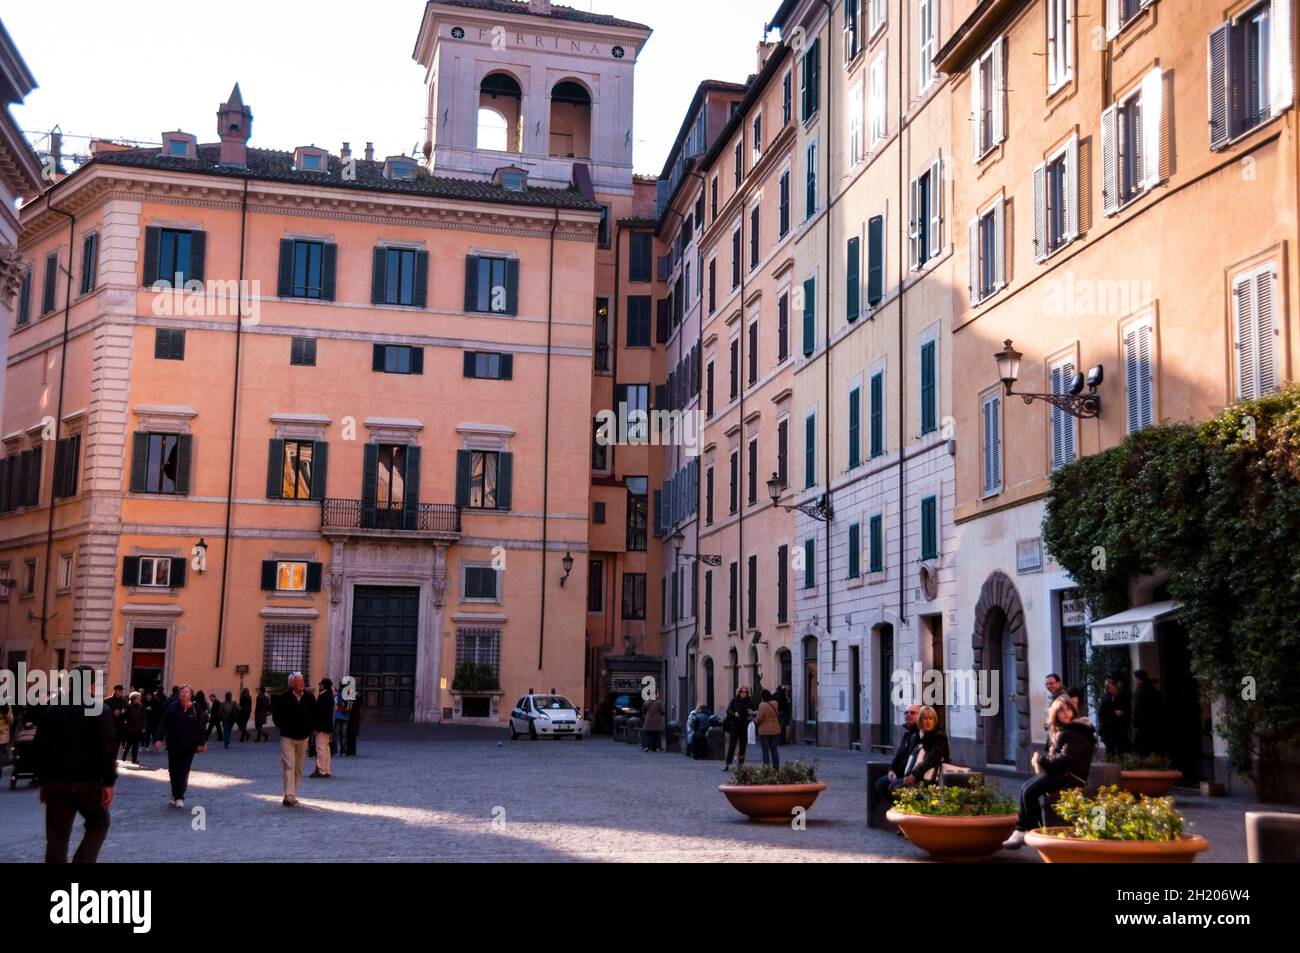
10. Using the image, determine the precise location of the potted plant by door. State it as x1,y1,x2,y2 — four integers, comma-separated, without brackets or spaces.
1116,753,1183,797
886,781,1019,861
718,760,825,823
1024,786,1209,863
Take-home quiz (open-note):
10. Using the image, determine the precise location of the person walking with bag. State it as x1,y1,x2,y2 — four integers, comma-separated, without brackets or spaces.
722,686,755,772
1004,696,1096,849
154,685,207,808
754,690,782,770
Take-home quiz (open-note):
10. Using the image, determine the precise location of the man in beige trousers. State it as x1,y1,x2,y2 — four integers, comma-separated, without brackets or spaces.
271,673,315,806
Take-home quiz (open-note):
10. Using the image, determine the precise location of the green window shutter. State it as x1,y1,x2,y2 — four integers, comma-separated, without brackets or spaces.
121,556,140,586
372,344,385,372
361,444,379,526
188,231,206,283
867,215,884,305
464,352,478,378
804,414,816,488
266,438,285,498
848,387,861,469
505,259,520,314
169,557,187,589
260,560,278,590
869,515,883,573
802,277,816,355
142,227,161,286
921,496,938,560
920,340,937,434
410,347,424,375
310,441,328,501
402,445,421,529
500,354,514,380
413,250,429,308
277,240,294,297
130,433,148,492
804,538,815,588
496,452,513,510
306,562,323,593
173,435,192,495
371,248,386,305
848,523,860,578
455,450,472,508
870,372,883,457
464,255,480,311
321,243,338,301
846,236,860,321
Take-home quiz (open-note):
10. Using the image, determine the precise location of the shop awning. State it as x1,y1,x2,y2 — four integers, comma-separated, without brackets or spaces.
1089,601,1183,646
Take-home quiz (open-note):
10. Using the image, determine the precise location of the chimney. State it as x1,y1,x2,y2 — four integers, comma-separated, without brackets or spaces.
217,84,253,168
529,0,553,13
364,141,374,162
50,129,64,174
756,41,776,70
341,141,351,161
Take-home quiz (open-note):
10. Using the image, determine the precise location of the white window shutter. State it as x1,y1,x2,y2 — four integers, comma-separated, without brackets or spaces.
1256,268,1277,395
991,397,1001,490
1140,68,1164,189
1047,1,1059,89
993,197,1006,290
1208,24,1232,150
909,176,920,268
983,396,1000,493
1064,133,1080,240
971,59,983,162
1271,0,1294,113
1233,276,1256,400
1137,326,1153,427
968,218,980,303
1050,365,1065,468
1032,161,1048,261
1106,0,1121,40
1125,329,1141,431
1065,0,1074,78
1101,104,1119,215
992,38,1007,144
929,157,943,258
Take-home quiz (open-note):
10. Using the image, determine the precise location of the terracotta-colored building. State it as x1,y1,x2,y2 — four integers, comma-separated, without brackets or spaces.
1,0,663,726
940,0,1296,782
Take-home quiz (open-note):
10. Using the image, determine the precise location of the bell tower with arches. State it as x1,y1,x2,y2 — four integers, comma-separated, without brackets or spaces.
412,0,651,194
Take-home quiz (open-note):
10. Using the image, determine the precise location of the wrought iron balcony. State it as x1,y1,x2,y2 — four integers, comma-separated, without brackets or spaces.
320,499,461,537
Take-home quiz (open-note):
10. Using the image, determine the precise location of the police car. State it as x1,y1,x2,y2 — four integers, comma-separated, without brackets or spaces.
507,694,587,740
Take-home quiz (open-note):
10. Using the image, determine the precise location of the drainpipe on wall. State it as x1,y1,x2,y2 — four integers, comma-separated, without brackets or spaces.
37,194,76,652
820,0,834,645
213,179,250,669
537,207,560,669
896,0,909,629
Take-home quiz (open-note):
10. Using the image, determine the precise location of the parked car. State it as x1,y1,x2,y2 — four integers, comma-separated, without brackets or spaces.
508,694,586,740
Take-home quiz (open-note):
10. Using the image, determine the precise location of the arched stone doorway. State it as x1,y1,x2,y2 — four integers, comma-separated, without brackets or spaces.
972,570,1029,769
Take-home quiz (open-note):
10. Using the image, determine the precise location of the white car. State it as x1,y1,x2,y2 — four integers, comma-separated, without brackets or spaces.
508,694,586,740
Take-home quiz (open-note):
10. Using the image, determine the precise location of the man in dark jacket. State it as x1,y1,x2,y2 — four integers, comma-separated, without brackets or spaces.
123,692,148,764
1097,678,1130,757
1131,669,1166,756
773,686,792,745
873,704,920,824
34,667,118,863
105,684,127,756
309,678,335,779
154,685,207,807
273,673,315,805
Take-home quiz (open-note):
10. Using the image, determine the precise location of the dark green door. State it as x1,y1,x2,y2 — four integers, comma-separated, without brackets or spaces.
349,586,419,721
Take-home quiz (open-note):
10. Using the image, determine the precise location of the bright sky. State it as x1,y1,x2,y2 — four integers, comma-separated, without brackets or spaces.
5,0,775,178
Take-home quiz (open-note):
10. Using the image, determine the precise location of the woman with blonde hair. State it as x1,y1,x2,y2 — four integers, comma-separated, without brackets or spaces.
1004,694,1096,849
893,705,949,789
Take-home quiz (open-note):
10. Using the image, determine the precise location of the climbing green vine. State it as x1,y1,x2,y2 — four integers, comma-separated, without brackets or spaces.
1043,386,1300,800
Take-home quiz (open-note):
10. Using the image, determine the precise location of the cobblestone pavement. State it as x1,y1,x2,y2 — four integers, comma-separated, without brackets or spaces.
0,724,1275,862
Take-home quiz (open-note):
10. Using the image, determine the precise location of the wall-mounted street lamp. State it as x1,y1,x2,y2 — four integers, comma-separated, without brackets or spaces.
671,529,721,567
766,472,834,522
560,551,574,586
995,339,1102,419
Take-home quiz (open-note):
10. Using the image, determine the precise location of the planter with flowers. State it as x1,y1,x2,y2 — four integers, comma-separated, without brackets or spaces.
1112,753,1183,797
719,760,825,823
1025,786,1209,862
886,781,1019,861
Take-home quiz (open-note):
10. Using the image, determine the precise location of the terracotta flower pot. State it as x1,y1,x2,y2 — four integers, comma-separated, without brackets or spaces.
1025,827,1209,863
885,809,1019,861
1119,770,1183,797
719,782,826,823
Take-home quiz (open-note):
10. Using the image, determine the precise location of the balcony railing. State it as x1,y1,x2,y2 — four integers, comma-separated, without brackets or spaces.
320,499,461,534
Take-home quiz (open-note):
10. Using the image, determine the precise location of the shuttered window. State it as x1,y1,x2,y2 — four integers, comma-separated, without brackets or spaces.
266,438,327,500
848,522,861,579
848,386,862,469
918,0,937,90
1208,0,1293,149
804,413,816,488
279,239,338,301
16,270,31,327
1124,323,1156,431
981,392,1002,495
801,38,821,120
80,233,98,295
920,340,937,435
463,351,514,380
1034,134,1079,259
870,371,884,458
130,432,192,496
920,496,939,561
463,254,518,314
805,141,818,218
971,37,1006,161
802,277,816,355
779,170,791,236
626,295,652,347
1101,69,1163,215
372,344,423,375
42,252,58,314
1050,361,1078,469
1047,0,1073,92
1233,265,1279,401
846,236,861,321
803,537,816,589
371,246,428,308
290,336,317,366
154,328,186,361
143,227,205,287
776,544,789,623
868,514,884,573
866,215,885,306
969,199,1005,303
629,232,653,282
53,435,81,499
777,292,790,361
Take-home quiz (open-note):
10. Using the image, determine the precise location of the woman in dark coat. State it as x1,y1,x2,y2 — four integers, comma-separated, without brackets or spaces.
237,688,253,742
722,686,755,771
254,688,271,742
891,705,948,790
153,686,207,808
1004,696,1096,849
